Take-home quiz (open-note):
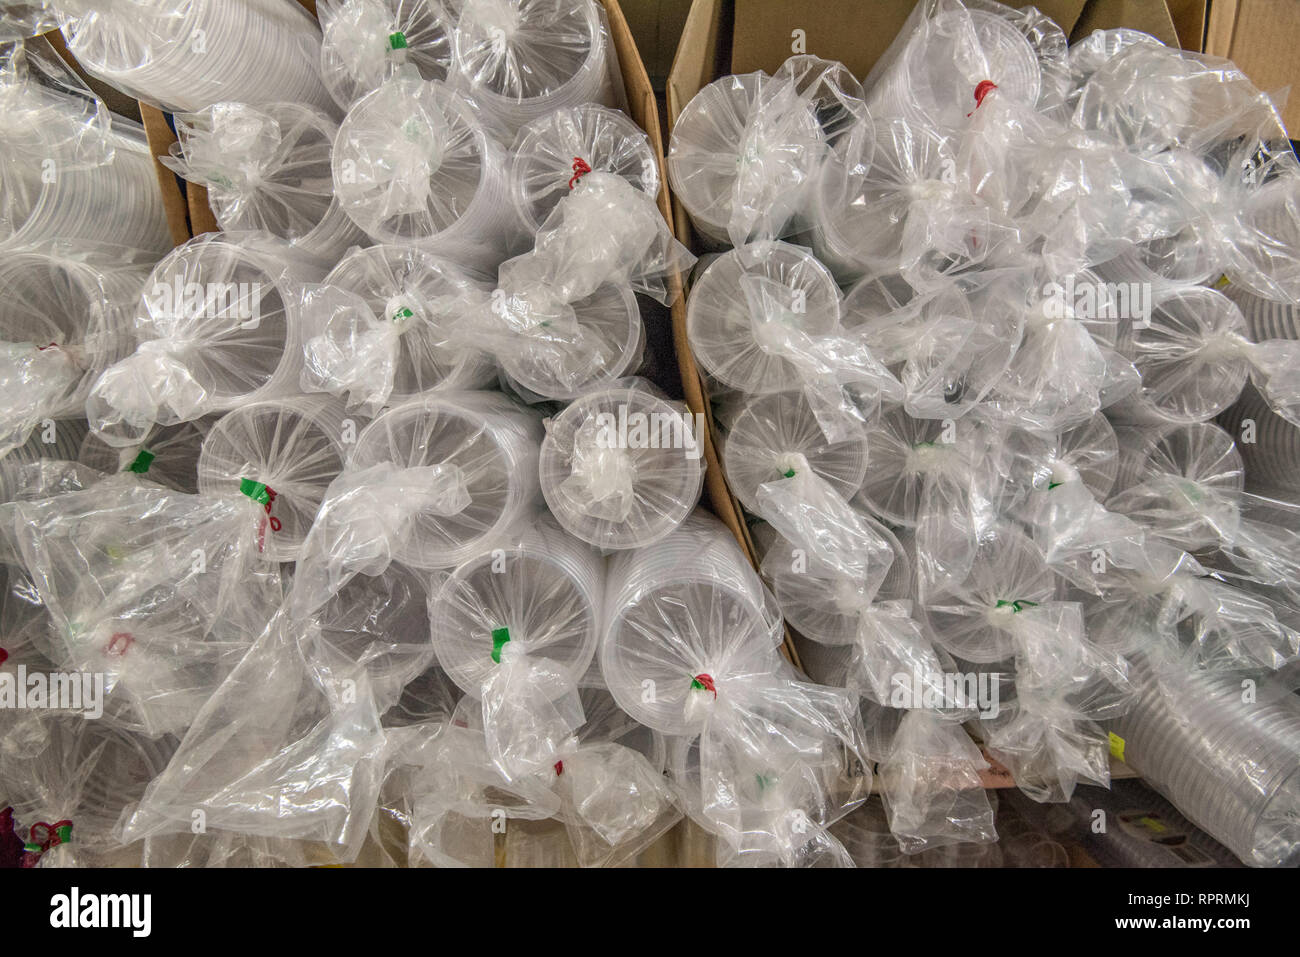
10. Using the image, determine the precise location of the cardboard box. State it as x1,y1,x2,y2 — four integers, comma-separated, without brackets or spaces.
1207,0,1300,136
665,0,1173,781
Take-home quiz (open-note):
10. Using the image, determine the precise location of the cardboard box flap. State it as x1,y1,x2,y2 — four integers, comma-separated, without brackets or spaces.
1207,0,1300,136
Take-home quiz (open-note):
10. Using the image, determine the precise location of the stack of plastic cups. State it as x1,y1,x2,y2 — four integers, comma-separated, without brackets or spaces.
0,121,170,255
1225,172,1300,304
509,103,660,236
539,378,704,550
164,102,367,260
428,517,603,738
196,395,352,562
721,390,869,516
829,796,905,868
77,418,211,493
1224,283,1300,343
1218,380,1300,496
1107,656,1300,867
86,234,329,448
57,0,334,114
0,251,143,441
498,283,644,401
1100,286,1253,426
686,242,843,395
332,77,516,269
865,5,1042,130
449,0,619,137
324,244,497,397
347,391,542,569
0,420,89,502
667,72,823,247
318,0,454,111
853,405,955,528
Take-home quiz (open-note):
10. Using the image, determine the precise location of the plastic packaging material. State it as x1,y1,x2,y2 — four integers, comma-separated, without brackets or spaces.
0,714,175,866
539,378,704,550
318,0,454,111
1220,150,1300,305
449,0,620,137
1218,380,1300,496
865,0,1053,134
509,103,659,235
688,241,860,398
332,77,515,266
10,481,284,737
288,391,541,615
721,390,869,517
85,233,329,448
57,0,334,115
669,56,867,247
161,102,367,259
195,395,351,563
828,796,905,866
0,248,145,459
77,417,211,494
315,244,495,413
118,611,387,861
1093,285,1300,427
876,709,997,854
0,420,88,502
428,516,602,781
1105,655,1300,867
601,514,871,867
0,2,57,40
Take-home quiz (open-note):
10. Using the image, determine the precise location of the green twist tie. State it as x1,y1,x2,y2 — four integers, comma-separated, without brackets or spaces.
23,842,41,854
389,31,408,49
995,599,1039,613
239,478,270,506
1047,480,1062,490
755,773,776,792
782,468,796,478
490,627,510,663
391,306,414,322
55,824,72,844
125,449,155,474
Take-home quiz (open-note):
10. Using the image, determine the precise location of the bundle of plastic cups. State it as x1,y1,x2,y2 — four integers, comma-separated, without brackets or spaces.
318,0,454,111
449,0,620,137
56,0,334,114
332,76,516,268
539,377,704,550
85,233,329,447
162,102,368,260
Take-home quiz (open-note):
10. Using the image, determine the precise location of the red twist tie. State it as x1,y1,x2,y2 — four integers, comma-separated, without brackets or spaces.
0,647,8,667
568,156,592,189
29,819,72,852
691,673,717,699
967,80,998,116
554,760,564,776
106,632,134,656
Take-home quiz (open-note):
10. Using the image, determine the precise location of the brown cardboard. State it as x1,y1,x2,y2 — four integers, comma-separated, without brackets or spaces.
1070,0,1180,45
730,0,1090,76
1166,0,1208,50
1206,0,1300,136
139,104,193,248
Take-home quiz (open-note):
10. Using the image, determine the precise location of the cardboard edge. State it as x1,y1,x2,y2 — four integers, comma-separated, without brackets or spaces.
138,105,192,248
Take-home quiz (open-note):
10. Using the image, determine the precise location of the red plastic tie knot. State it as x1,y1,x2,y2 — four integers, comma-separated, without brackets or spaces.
967,80,998,116
0,647,8,667
29,819,72,852
554,760,564,776
568,156,592,189
106,632,134,656
690,673,717,699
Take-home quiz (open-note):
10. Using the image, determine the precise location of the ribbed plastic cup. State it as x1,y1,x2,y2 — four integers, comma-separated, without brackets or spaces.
498,282,644,401
324,243,497,397
1103,287,1251,426
450,0,618,137
169,102,367,260
0,122,170,255
600,513,781,737
0,251,143,418
509,103,659,235
867,7,1040,130
686,241,842,395
539,378,704,550
347,390,542,569
197,394,351,562
333,77,515,268
921,524,1057,664
1225,172,1300,304
87,234,328,447
722,390,869,515
429,515,602,700
853,404,956,528
1107,656,1300,867
319,0,454,111
1218,380,1300,495
1224,283,1300,343
667,72,822,247
59,0,334,114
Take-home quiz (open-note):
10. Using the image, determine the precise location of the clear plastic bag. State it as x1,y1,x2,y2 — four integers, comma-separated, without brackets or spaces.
162,102,367,259
539,377,704,550
318,0,454,110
